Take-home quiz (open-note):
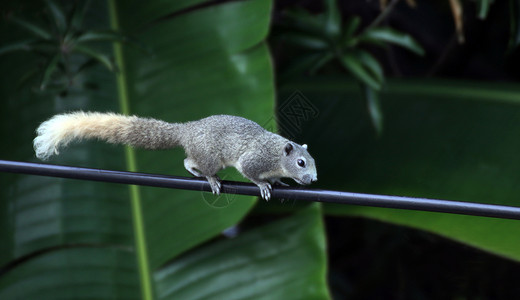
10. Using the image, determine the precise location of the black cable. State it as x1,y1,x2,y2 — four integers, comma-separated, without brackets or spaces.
1,159,520,220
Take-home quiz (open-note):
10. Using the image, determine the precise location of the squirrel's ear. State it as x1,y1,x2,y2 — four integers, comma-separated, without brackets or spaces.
302,144,308,149
284,143,293,156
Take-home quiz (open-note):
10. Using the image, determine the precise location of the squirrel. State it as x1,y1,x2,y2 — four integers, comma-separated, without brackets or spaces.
33,112,317,200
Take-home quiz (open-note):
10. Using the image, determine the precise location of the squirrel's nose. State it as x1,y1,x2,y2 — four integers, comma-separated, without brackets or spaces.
302,174,318,185
305,174,317,184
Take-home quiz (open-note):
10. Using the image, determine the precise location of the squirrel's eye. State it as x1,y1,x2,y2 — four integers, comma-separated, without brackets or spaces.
297,159,305,167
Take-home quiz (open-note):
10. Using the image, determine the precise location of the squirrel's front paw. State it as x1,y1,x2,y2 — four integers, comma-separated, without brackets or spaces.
206,176,221,195
257,183,272,201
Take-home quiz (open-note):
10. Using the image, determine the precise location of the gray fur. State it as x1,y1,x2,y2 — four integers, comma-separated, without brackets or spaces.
35,113,318,200
126,118,183,149
176,115,317,200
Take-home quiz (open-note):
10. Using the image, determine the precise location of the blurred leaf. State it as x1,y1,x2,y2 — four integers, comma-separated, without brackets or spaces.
324,0,341,38
76,58,101,74
10,16,52,40
39,53,60,90
342,16,361,46
155,204,330,300
360,27,425,55
0,39,38,55
509,0,520,50
68,0,91,31
76,30,127,43
282,8,326,38
76,30,150,54
309,51,334,74
357,49,384,83
363,84,383,135
279,78,520,262
4,1,127,92
279,32,329,49
340,51,382,90
44,0,66,34
364,27,425,54
476,0,493,19
0,248,140,299
74,44,115,71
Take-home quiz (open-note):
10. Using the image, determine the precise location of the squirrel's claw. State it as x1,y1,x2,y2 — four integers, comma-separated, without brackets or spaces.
258,182,272,201
206,176,221,195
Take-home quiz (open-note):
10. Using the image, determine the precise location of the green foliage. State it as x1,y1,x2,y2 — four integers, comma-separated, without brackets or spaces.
0,248,140,299
0,0,329,299
274,0,423,133
0,0,140,93
476,0,494,19
509,0,520,50
277,2,424,89
279,78,520,262
2,0,519,298
155,204,329,300
357,27,424,56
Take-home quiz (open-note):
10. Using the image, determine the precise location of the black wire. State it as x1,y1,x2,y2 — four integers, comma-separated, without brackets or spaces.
1,159,520,220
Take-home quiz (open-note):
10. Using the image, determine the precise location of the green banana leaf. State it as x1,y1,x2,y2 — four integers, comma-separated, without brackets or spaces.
0,0,329,299
0,248,141,299
0,205,329,300
278,78,520,262
155,204,329,300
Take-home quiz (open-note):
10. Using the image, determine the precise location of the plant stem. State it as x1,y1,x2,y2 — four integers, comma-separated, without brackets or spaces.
108,1,154,300
366,0,400,30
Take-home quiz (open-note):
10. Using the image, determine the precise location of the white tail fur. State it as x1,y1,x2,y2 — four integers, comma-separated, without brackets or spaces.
33,111,131,160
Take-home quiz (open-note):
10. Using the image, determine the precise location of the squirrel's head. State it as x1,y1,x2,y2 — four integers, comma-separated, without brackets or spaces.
281,142,317,185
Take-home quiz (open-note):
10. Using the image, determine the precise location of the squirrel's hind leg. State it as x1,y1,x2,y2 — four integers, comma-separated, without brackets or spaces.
184,158,203,177
184,157,222,195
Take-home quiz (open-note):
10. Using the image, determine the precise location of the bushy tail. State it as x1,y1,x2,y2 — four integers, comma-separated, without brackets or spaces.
34,111,183,160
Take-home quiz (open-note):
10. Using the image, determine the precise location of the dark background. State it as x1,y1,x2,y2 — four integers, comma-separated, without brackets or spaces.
271,1,520,299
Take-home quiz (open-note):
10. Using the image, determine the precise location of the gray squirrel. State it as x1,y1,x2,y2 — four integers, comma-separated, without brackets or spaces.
33,112,317,200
